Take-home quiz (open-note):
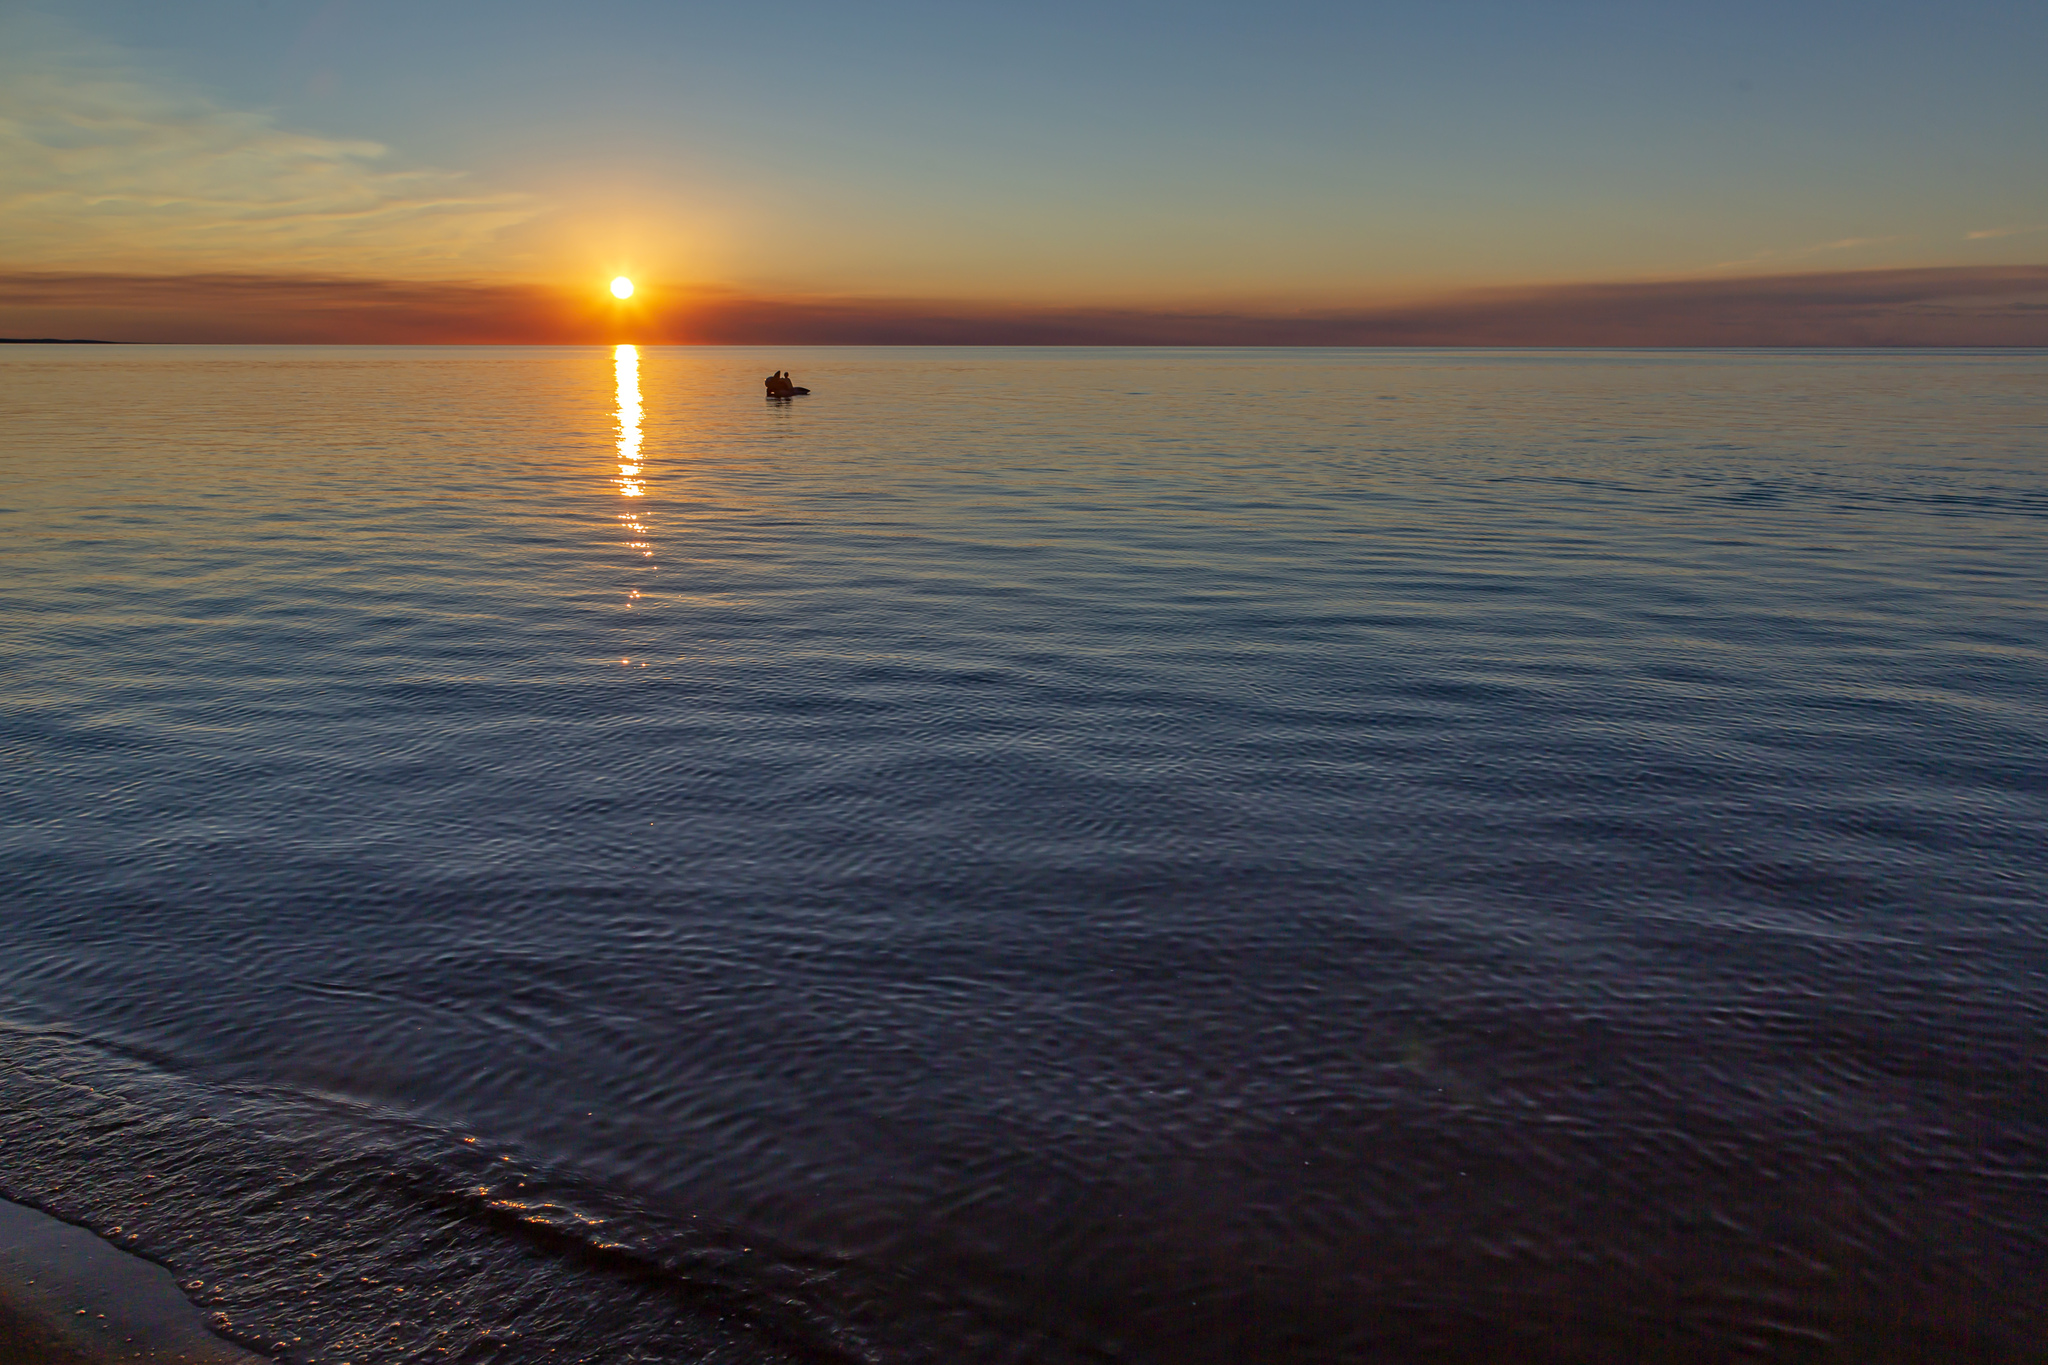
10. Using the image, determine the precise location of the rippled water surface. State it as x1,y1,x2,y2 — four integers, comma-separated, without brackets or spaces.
2,345,2044,1363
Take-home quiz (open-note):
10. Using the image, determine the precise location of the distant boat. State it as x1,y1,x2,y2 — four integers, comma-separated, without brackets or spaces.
765,373,810,398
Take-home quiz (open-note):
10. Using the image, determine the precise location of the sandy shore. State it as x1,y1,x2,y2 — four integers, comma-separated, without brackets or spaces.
0,1199,265,1364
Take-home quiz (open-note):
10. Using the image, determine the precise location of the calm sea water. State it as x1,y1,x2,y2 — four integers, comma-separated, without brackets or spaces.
1,345,2043,1364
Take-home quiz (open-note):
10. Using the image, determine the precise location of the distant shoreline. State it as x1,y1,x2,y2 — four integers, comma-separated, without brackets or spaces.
2,340,2046,349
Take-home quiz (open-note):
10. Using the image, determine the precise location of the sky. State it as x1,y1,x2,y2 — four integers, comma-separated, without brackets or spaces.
4,0,2047,342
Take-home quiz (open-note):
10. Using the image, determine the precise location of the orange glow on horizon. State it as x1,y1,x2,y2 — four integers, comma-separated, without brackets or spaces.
8,265,2047,346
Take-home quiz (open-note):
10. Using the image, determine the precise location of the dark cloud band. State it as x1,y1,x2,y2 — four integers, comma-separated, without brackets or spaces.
5,266,2046,346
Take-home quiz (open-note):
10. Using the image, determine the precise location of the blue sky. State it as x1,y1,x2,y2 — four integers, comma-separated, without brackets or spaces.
5,0,2046,310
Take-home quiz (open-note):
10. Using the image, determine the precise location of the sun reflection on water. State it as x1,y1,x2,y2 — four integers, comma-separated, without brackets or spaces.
614,345,655,634
615,344,644,497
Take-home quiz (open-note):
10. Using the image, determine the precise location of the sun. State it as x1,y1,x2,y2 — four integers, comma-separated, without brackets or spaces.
610,276,634,299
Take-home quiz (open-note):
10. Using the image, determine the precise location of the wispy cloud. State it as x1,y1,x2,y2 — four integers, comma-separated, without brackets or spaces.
1965,225,2048,241
1709,234,1909,271
6,266,2046,346
0,33,541,275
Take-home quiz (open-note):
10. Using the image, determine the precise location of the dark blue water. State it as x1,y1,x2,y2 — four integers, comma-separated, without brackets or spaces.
2,345,2043,1363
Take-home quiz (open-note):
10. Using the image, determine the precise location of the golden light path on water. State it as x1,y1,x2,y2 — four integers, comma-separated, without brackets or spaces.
615,343,643,496
615,344,652,658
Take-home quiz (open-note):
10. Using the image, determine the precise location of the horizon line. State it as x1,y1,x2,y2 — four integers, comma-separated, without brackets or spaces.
5,264,2046,347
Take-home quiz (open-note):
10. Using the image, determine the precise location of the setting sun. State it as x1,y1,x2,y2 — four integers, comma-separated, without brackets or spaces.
610,276,634,299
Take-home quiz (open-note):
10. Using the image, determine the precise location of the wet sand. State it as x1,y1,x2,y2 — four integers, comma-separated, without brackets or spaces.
0,1200,263,1365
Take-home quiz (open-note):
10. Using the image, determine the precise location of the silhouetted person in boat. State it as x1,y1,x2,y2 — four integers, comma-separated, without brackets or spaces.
764,370,808,397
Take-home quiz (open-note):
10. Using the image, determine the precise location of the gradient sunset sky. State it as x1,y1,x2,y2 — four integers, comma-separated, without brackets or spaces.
5,0,2047,342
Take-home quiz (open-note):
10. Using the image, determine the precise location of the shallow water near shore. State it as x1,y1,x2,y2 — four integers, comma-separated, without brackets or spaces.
1,345,2044,1363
